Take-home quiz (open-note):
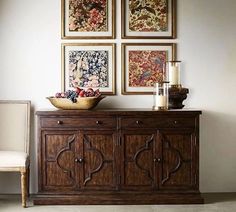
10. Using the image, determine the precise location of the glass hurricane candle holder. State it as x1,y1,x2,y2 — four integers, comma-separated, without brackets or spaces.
153,82,169,110
167,61,181,87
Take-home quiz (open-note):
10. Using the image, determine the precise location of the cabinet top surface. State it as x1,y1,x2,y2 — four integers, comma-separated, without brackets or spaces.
36,108,202,116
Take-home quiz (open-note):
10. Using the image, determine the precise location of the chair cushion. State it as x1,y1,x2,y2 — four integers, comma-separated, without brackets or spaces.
0,151,28,167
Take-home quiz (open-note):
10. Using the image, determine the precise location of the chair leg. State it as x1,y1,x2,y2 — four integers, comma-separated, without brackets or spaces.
20,170,27,208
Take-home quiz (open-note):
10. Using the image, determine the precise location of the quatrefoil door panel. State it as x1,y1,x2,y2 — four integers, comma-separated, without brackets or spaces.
120,130,157,190
76,130,117,190
40,131,78,192
158,129,197,190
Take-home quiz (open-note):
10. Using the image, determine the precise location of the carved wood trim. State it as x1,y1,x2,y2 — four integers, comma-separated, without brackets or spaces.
133,134,154,182
55,135,76,182
83,135,113,186
161,134,191,185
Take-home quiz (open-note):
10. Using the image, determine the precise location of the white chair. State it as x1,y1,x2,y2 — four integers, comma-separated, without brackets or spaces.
0,100,31,207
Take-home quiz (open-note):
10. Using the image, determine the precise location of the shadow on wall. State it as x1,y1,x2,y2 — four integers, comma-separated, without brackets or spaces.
200,110,236,192
0,172,21,193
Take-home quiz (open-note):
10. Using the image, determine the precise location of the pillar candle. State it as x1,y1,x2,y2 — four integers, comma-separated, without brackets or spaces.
169,65,179,85
155,95,167,107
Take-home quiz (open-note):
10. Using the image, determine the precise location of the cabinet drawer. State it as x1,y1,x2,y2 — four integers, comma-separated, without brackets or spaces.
41,117,116,128
121,117,195,129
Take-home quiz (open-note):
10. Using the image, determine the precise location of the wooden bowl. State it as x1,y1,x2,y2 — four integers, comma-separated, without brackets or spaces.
47,96,105,110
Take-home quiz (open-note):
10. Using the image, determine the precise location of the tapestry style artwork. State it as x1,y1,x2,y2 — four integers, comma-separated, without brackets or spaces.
128,50,167,87
62,43,116,95
122,43,175,94
68,50,109,88
121,0,176,38
129,0,168,32
62,0,115,38
69,0,108,32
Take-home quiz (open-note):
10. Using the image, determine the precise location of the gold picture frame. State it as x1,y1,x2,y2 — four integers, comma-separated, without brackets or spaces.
122,43,176,95
61,0,116,39
62,43,116,95
121,0,176,39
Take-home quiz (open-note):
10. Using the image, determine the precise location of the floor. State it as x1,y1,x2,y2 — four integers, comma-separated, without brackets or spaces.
0,193,235,212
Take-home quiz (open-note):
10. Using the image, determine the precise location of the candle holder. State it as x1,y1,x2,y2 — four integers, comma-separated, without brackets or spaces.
153,82,169,110
168,87,189,109
167,61,181,88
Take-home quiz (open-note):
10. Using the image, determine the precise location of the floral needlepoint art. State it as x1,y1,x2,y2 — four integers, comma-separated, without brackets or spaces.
63,43,116,95
62,0,115,39
122,43,176,94
69,50,109,88
129,0,168,32
69,0,108,32
128,50,167,87
122,0,176,38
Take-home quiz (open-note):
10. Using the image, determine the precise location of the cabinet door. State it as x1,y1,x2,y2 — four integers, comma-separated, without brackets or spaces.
120,130,157,190
40,131,78,192
157,129,197,190
76,130,117,190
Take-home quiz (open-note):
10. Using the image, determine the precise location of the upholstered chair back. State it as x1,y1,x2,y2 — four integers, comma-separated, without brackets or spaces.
0,101,30,154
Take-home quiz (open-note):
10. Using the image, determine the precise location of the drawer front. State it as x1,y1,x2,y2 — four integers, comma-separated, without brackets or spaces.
41,117,116,128
121,117,195,129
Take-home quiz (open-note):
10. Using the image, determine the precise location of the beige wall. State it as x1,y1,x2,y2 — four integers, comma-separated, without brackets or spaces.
0,0,236,193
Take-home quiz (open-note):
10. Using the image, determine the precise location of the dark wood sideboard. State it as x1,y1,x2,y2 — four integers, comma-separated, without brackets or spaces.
34,109,203,205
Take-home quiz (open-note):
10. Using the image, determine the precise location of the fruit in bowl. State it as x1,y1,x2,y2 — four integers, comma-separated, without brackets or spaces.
47,87,105,110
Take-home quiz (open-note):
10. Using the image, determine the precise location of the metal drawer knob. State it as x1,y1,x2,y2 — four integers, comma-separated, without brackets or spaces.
154,158,162,163
75,158,84,163
57,120,63,125
174,120,178,124
78,158,84,163
136,120,141,124
96,120,102,125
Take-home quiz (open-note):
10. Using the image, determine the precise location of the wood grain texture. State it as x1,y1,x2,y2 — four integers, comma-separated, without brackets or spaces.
35,109,202,204
78,131,117,190
34,193,204,205
121,131,156,190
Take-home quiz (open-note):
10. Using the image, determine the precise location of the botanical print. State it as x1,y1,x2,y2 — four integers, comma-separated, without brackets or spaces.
69,0,108,32
128,50,167,87
69,50,109,88
129,0,168,32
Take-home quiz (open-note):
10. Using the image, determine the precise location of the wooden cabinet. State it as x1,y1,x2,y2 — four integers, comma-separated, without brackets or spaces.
120,130,156,190
42,131,80,191
35,109,203,205
77,130,117,190
158,129,197,190
40,130,117,192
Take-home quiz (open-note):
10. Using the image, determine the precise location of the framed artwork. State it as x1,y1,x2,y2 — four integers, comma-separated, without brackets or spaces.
122,43,176,95
62,43,116,95
121,0,176,39
61,0,116,39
